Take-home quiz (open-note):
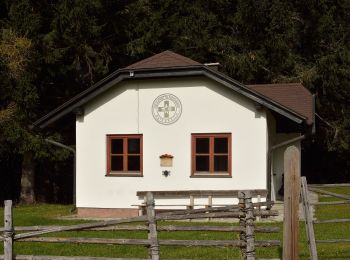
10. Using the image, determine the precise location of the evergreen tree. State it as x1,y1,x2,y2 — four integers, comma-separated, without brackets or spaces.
0,0,68,202
0,28,39,203
1,0,350,203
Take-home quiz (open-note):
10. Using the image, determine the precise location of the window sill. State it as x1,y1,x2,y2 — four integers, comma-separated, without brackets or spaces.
106,172,143,177
190,173,232,178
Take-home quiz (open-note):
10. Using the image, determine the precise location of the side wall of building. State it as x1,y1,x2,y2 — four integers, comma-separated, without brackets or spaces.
76,77,268,215
266,112,301,201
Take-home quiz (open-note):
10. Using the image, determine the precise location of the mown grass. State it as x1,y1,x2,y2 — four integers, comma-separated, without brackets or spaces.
311,186,350,259
0,186,349,259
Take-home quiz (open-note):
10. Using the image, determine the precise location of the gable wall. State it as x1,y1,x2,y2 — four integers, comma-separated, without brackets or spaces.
76,77,268,209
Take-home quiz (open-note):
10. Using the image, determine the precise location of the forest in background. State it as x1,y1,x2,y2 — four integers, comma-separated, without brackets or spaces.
0,0,349,204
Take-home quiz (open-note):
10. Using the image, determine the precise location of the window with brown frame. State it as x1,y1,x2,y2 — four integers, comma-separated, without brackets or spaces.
191,133,231,177
107,135,143,176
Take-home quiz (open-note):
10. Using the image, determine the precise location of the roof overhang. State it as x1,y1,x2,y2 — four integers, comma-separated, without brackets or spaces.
33,65,309,129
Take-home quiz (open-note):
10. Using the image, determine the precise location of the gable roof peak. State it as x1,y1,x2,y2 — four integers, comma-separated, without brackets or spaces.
125,50,201,69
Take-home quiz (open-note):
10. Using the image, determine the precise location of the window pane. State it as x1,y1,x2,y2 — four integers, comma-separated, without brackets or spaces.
128,156,140,171
214,138,228,153
214,155,228,171
128,138,140,154
111,139,123,154
196,156,209,171
196,138,209,153
111,156,123,171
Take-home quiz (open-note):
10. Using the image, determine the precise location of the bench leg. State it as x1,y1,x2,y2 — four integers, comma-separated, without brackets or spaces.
139,205,146,216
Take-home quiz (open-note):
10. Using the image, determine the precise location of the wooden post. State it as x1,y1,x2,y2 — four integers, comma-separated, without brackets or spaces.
188,195,194,222
283,145,301,260
207,195,213,208
142,195,147,215
301,177,318,260
238,191,246,259
256,195,261,222
187,195,194,210
4,200,13,260
206,195,213,222
245,191,256,260
146,192,160,260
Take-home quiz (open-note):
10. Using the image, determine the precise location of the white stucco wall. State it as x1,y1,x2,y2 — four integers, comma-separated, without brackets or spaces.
76,77,268,209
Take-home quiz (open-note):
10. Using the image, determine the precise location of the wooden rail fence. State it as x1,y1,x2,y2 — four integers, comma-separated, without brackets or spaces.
1,190,280,260
301,177,350,260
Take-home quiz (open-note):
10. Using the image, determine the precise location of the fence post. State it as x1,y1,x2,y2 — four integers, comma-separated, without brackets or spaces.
283,145,301,260
146,192,160,260
4,200,13,260
244,191,256,260
301,177,318,260
238,191,246,259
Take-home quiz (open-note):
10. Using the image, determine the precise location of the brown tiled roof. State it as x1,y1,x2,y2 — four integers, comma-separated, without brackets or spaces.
247,83,313,124
125,50,201,69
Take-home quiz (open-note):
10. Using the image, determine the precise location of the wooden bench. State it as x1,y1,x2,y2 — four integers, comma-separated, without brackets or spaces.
134,190,268,216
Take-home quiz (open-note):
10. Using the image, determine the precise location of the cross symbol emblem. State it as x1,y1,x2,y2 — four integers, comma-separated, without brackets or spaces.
158,101,175,118
152,94,182,125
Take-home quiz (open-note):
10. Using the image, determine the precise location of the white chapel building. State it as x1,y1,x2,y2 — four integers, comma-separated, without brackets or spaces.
34,51,314,217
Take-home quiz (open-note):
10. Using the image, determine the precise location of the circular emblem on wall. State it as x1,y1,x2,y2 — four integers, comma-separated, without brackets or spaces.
152,93,182,125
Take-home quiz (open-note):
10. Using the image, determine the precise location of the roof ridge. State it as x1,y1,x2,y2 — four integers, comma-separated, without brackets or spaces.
125,50,200,69
168,51,200,65
127,51,168,68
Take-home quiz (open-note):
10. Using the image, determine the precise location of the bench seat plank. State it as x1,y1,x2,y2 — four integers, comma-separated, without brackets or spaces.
136,190,267,197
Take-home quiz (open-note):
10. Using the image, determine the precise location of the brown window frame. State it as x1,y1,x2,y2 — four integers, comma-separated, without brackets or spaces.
191,133,232,177
106,134,143,177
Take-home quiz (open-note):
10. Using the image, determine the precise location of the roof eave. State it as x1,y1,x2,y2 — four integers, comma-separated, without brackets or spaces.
33,65,307,129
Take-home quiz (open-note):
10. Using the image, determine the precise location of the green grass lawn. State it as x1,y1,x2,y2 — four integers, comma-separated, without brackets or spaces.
311,186,350,259
0,187,349,259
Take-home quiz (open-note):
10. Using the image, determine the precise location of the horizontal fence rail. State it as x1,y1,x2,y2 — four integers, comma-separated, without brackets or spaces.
315,239,350,244
311,200,350,206
0,225,279,233
308,183,350,188
308,187,350,200
313,219,350,224
15,237,280,247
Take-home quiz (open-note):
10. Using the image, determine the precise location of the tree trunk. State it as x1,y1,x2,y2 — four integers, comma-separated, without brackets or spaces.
20,151,35,203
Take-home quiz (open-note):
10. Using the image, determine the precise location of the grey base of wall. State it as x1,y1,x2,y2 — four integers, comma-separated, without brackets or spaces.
77,208,139,218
